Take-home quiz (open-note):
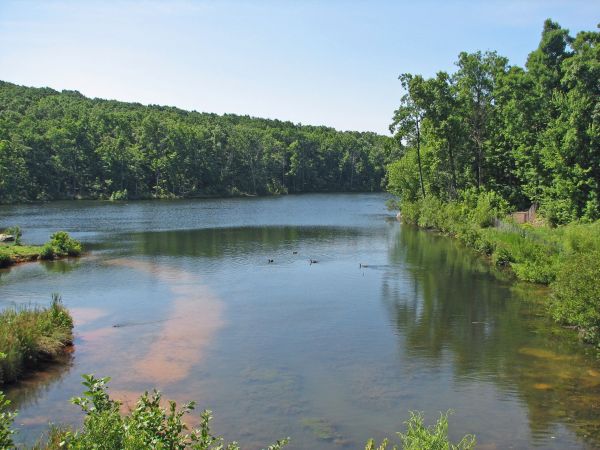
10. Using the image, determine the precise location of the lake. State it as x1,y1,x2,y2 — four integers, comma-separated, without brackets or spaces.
1,193,599,449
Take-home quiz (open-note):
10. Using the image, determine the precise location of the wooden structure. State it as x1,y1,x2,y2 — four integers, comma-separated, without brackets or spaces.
512,204,538,224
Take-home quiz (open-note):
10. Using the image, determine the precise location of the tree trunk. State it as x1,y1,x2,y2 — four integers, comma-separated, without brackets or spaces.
416,119,426,198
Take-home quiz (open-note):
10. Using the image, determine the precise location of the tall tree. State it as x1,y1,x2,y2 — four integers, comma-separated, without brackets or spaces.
390,74,427,198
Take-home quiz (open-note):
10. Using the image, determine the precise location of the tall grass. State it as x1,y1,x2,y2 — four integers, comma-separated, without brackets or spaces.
0,294,73,385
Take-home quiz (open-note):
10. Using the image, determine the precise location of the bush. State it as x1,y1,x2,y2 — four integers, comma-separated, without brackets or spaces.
0,389,16,449
0,251,10,268
492,245,513,266
5,226,22,246
551,250,600,344
41,374,289,450
399,200,422,225
40,242,56,260
48,232,82,257
464,190,509,228
365,411,475,450
109,189,129,201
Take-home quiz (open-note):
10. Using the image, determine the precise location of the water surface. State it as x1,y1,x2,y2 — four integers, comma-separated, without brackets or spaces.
1,194,599,449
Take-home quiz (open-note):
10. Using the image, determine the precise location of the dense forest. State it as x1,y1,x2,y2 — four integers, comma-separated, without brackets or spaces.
0,82,394,203
388,20,599,225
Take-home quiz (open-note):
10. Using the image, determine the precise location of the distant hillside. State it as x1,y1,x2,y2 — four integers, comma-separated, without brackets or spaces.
0,81,395,202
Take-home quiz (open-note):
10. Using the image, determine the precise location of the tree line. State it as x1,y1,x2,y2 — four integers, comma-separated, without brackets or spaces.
388,20,599,224
0,82,395,203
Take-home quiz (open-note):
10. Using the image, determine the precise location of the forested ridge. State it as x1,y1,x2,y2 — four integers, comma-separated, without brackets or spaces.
388,20,599,225
0,82,394,202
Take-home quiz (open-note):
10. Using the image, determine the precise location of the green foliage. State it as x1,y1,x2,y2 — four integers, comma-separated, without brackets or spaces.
365,411,475,450
387,152,422,202
5,226,22,245
462,189,509,228
0,250,10,268
49,231,82,257
39,243,56,260
0,230,82,267
551,250,600,344
388,21,600,224
109,189,129,201
46,374,289,450
0,81,394,202
388,19,600,341
0,390,16,449
40,232,82,260
0,295,73,385
398,194,600,343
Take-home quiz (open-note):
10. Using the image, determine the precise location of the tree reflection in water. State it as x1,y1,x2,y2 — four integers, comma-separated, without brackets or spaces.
383,225,600,446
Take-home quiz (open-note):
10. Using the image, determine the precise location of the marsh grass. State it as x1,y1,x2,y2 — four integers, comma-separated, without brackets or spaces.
0,294,73,385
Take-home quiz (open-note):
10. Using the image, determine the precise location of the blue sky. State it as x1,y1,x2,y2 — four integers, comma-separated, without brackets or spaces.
0,1,597,134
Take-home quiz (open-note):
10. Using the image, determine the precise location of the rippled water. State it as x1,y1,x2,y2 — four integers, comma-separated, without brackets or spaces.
1,194,599,449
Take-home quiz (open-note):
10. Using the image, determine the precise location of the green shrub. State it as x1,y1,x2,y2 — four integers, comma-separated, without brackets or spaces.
399,199,422,225
5,226,22,246
40,242,56,260
0,389,16,449
0,251,10,268
48,231,82,257
474,235,495,255
46,374,290,450
540,198,576,226
551,251,600,344
109,189,129,201
465,190,509,228
492,245,513,266
365,411,475,450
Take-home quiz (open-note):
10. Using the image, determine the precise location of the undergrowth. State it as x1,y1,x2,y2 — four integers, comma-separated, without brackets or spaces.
398,193,600,345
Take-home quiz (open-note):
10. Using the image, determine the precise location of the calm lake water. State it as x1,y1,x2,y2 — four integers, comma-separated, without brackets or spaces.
1,193,600,449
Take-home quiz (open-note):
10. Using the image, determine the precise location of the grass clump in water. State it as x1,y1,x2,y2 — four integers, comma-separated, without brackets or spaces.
0,230,82,266
365,411,475,450
0,294,73,386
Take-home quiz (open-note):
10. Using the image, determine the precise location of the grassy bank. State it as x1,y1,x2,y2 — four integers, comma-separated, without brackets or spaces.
0,295,74,386
0,231,82,268
396,193,600,345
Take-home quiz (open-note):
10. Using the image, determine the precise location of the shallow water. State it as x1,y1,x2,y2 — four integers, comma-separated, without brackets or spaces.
1,193,599,449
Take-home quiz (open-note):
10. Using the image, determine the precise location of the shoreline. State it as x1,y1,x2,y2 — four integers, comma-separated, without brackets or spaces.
0,245,83,269
396,196,600,346
0,189,385,206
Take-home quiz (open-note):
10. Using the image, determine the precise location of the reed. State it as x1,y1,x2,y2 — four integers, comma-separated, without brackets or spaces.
0,294,73,386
